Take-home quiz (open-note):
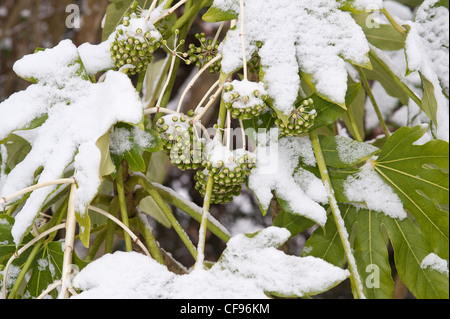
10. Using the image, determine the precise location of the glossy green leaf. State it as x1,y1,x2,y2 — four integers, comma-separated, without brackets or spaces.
347,207,395,299
383,216,449,299
301,209,347,268
273,200,317,237
202,6,238,22
319,135,380,169
353,14,406,51
139,195,172,228
420,73,439,127
373,125,449,259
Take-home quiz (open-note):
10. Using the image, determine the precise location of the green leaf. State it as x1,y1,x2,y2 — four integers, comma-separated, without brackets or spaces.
341,80,366,141
319,135,380,169
96,131,116,178
373,125,449,259
202,6,238,22
273,200,317,237
309,94,347,130
124,148,146,172
138,195,172,228
347,207,395,299
383,216,449,299
353,14,406,51
420,73,439,127
301,208,347,268
363,50,410,106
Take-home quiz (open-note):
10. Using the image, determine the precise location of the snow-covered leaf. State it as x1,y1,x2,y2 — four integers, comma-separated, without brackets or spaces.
319,135,380,169
405,0,449,140
0,40,144,246
372,125,449,259
211,0,372,114
248,133,329,226
72,227,349,298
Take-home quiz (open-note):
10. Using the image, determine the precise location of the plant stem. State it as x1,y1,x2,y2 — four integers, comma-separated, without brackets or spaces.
346,108,364,142
1,177,75,205
194,174,214,270
382,8,407,38
7,241,43,299
357,66,391,138
116,163,133,252
135,176,198,259
136,215,165,264
151,182,231,243
105,197,119,254
238,0,248,80
153,0,189,24
309,130,366,299
59,182,77,299
88,206,151,257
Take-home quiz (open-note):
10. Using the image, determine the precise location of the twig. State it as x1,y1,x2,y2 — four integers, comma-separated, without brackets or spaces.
1,177,76,205
59,182,77,299
195,79,220,113
192,85,224,122
176,54,222,113
37,280,62,299
88,205,151,257
153,0,189,24
238,0,248,80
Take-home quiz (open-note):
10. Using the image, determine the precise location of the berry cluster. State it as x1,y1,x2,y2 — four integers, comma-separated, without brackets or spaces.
155,114,206,171
275,98,317,136
194,143,256,204
223,79,268,120
183,33,221,74
110,4,162,75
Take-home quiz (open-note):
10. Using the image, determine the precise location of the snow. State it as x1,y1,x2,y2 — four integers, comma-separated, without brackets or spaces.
344,161,407,219
78,32,115,76
72,227,349,298
405,0,449,141
0,40,144,245
420,253,449,276
215,0,371,114
248,131,327,226
110,126,156,155
222,79,267,109
335,136,379,165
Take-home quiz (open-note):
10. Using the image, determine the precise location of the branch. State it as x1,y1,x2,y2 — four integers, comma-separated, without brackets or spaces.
1,177,76,206
309,130,366,299
88,205,151,257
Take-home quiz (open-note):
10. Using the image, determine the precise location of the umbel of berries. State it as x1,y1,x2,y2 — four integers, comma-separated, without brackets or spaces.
195,140,257,204
223,79,268,120
275,97,317,136
184,33,221,74
155,113,206,171
110,5,162,75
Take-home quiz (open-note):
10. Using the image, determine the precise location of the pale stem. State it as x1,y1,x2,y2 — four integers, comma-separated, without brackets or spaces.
59,182,77,299
144,0,160,22
176,54,222,113
155,49,178,111
226,110,232,150
88,205,151,257
239,119,247,150
195,79,220,113
1,177,76,205
153,0,189,24
239,0,248,80
37,280,62,299
212,21,226,48
2,223,66,299
192,85,224,122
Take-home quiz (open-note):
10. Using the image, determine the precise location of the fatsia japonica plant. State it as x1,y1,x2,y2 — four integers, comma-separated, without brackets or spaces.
0,0,448,300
